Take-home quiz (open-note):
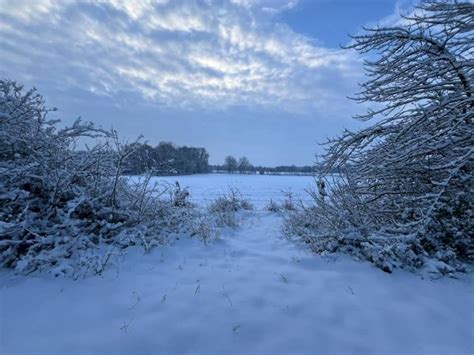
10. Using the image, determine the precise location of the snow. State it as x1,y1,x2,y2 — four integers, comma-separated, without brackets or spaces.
130,173,318,208
1,175,473,354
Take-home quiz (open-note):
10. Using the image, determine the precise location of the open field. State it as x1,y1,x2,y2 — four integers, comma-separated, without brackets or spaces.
132,173,318,208
2,174,473,355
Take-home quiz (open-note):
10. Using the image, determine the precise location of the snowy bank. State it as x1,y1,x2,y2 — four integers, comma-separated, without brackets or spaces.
1,212,473,355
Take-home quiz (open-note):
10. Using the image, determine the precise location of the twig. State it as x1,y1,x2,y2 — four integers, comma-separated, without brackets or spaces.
222,285,233,307
128,291,141,310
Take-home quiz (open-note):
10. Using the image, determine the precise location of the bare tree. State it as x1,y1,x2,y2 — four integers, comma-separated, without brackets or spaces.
224,155,238,173
287,1,473,274
238,156,253,173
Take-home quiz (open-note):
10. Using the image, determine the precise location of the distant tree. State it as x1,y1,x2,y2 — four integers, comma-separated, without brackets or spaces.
154,142,176,173
123,141,209,175
123,142,156,174
238,156,253,173
224,156,238,173
175,146,209,174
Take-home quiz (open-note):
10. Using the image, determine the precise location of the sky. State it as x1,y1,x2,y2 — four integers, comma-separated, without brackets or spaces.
0,0,415,166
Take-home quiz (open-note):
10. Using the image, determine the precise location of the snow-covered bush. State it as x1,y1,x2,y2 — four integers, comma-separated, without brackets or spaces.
281,190,297,211
208,187,253,227
265,199,281,213
0,80,199,276
285,1,473,275
266,191,297,213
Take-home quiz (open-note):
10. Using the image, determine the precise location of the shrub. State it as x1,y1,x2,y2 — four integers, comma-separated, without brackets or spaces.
0,80,199,276
208,187,253,227
266,191,297,213
285,2,474,276
281,190,297,211
265,199,281,212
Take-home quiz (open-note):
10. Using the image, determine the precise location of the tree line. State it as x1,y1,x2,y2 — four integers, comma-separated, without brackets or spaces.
211,155,319,175
123,147,324,176
123,142,210,175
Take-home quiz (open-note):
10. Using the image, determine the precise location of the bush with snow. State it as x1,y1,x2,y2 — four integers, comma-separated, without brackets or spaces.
285,1,473,275
266,191,297,213
0,80,202,276
265,199,282,213
208,187,254,227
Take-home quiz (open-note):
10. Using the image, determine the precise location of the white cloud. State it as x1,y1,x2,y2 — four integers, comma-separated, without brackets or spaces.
0,0,58,23
0,0,362,113
105,0,170,20
230,0,299,13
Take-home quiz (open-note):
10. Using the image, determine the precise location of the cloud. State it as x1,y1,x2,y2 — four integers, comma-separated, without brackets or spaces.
0,0,362,113
230,0,299,14
0,0,58,23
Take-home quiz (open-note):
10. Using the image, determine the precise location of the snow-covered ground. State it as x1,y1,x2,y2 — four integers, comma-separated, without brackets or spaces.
1,175,473,355
132,173,317,208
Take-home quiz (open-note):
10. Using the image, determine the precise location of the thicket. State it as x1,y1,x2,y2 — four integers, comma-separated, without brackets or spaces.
208,188,254,227
123,142,209,175
0,80,203,276
285,1,473,275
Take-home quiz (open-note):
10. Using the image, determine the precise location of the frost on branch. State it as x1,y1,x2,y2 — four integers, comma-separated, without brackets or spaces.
0,80,200,276
285,1,473,275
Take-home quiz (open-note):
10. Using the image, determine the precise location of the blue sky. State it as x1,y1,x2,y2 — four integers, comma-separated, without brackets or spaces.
0,0,414,166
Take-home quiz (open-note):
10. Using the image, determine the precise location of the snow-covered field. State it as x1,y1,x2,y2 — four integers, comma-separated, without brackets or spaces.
132,173,317,208
1,175,473,355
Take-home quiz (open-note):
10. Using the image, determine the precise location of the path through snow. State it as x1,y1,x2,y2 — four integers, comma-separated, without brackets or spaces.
1,212,473,354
